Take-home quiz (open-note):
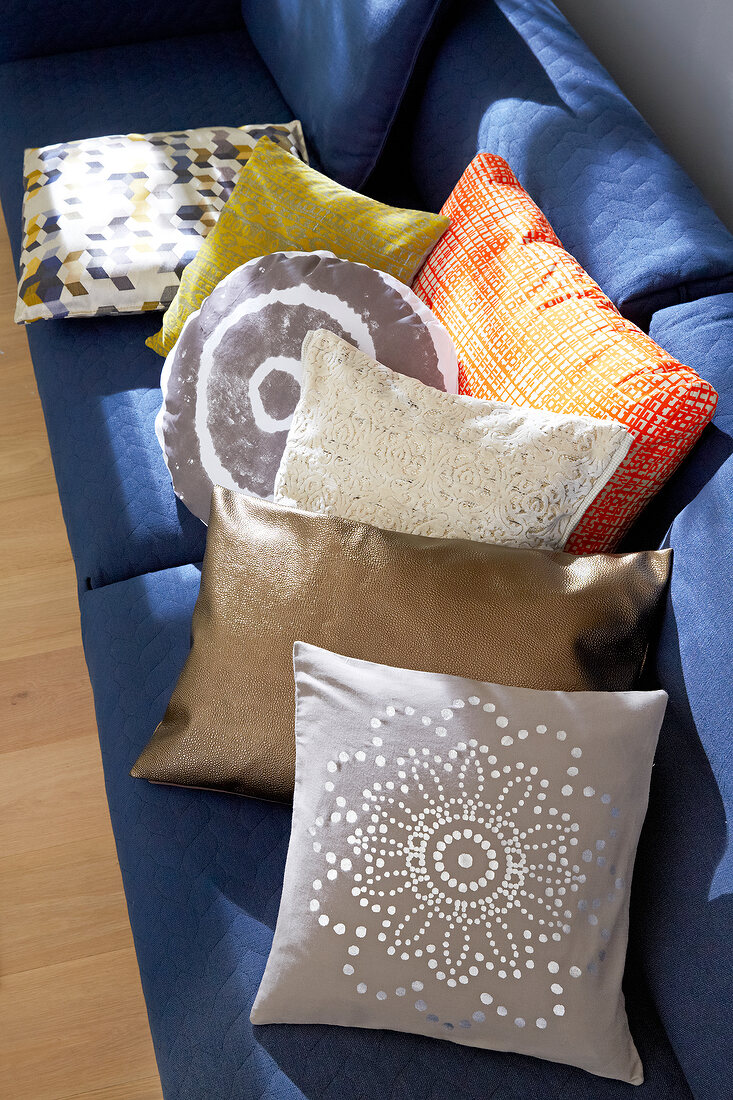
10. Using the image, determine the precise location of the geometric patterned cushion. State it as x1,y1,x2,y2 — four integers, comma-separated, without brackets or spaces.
413,155,719,554
15,121,307,322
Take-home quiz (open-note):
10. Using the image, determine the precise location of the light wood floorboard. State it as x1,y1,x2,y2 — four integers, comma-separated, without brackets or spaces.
0,206,163,1098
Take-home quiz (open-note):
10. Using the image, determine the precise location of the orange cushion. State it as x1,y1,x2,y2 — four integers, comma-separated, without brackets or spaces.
413,155,717,553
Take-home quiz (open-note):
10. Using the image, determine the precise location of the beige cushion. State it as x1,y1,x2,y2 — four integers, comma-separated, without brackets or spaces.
16,122,307,321
252,642,668,1085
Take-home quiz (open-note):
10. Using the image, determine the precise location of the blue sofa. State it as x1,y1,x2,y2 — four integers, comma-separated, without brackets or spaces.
2,2,731,1097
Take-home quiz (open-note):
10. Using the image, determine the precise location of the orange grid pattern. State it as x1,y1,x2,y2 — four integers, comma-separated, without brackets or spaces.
413,155,717,553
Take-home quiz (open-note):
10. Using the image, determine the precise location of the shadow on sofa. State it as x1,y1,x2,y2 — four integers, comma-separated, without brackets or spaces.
632,592,732,1096
252,965,691,1099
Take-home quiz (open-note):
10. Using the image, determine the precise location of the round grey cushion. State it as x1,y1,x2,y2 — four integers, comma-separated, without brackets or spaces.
156,250,458,522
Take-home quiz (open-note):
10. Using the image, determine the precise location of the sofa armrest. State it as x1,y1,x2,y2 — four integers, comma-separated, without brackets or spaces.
0,0,242,64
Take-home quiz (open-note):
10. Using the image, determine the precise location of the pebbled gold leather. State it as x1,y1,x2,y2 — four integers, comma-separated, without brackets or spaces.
131,488,671,802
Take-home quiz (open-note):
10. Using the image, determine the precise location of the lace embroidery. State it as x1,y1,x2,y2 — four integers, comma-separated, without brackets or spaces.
274,330,632,550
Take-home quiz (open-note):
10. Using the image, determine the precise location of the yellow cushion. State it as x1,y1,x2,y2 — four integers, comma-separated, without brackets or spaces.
147,137,450,356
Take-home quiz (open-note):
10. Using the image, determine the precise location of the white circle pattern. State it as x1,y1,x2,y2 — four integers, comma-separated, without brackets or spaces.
308,696,624,1033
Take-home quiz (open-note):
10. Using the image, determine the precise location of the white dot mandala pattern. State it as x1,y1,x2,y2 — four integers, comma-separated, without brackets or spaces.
308,697,624,1033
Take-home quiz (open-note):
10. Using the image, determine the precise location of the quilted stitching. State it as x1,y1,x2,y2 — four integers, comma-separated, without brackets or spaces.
623,294,733,548
408,0,733,322
80,565,693,1099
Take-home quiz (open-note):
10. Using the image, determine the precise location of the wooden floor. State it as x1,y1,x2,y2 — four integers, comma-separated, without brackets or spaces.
0,209,164,1098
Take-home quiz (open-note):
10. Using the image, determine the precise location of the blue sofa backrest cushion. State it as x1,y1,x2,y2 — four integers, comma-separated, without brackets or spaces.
631,294,733,1100
239,0,444,190
0,0,242,63
403,0,733,325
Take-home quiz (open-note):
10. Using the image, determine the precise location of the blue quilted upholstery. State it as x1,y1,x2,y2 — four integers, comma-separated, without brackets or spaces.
26,316,206,590
81,563,694,1099
0,30,295,588
406,0,733,324
626,296,733,1100
625,295,733,550
0,0,241,64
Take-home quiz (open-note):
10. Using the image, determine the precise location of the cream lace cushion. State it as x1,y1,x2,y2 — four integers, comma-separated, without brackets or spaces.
251,643,668,1085
274,330,633,550
15,122,307,322
157,252,458,524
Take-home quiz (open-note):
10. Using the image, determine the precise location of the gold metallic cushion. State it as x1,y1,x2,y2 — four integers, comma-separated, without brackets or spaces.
131,489,671,802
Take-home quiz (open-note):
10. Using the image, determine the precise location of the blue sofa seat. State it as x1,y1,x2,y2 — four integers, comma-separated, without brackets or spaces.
0,29,295,588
